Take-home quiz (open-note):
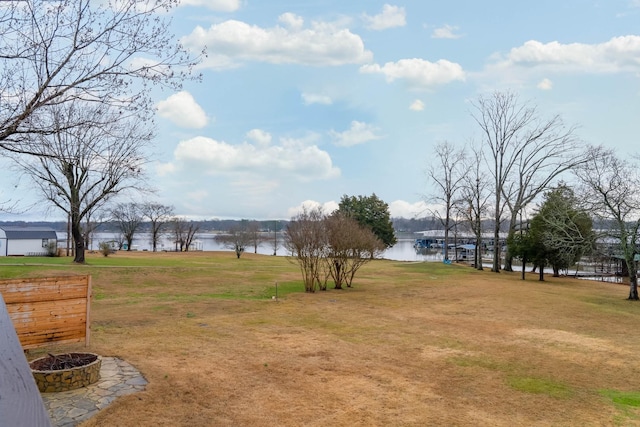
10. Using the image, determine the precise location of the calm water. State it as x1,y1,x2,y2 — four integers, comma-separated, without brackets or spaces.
62,233,439,262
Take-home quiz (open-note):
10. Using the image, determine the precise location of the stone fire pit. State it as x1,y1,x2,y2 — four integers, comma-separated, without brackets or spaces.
30,352,102,393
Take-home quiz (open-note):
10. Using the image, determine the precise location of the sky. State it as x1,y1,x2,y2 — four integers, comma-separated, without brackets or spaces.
3,0,640,221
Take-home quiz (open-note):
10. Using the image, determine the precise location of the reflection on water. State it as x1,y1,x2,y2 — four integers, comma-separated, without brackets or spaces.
381,239,444,262
70,233,442,262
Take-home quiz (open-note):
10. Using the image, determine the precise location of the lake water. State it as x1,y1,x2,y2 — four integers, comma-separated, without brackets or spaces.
61,232,439,262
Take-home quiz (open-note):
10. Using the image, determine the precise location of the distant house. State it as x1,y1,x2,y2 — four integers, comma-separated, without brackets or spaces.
0,227,58,256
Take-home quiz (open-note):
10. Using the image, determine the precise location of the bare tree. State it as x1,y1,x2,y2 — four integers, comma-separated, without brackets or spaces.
183,222,200,252
285,208,385,293
216,225,253,259
270,221,281,256
325,212,385,289
12,104,150,263
246,220,267,253
458,145,491,270
141,202,174,252
112,203,144,252
471,91,582,272
284,207,327,292
83,209,109,252
170,217,186,252
113,233,126,251
170,217,199,252
426,141,465,261
0,0,198,156
575,146,640,300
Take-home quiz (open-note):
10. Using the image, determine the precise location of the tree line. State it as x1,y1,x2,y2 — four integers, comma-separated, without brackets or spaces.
62,203,282,256
426,91,640,301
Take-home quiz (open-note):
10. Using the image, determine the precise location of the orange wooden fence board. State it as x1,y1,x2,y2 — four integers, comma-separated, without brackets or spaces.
0,275,91,349
0,294,52,426
0,277,89,304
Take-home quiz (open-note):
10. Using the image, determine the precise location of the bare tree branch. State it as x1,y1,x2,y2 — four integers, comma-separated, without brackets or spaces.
425,141,466,261
575,145,640,300
0,0,200,155
11,103,151,262
140,202,174,252
471,91,583,272
457,144,492,270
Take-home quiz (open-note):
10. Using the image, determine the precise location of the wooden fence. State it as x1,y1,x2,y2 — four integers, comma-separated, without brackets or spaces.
0,294,52,426
0,275,92,349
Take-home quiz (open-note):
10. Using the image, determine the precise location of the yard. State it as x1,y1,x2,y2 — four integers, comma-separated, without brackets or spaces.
4,251,639,426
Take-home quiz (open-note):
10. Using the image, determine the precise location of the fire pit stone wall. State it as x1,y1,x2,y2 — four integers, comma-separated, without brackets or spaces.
30,353,102,393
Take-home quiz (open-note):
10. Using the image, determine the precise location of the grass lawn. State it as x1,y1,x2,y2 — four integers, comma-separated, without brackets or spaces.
5,251,640,426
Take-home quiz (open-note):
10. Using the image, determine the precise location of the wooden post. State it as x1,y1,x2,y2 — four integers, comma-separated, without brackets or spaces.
0,294,52,426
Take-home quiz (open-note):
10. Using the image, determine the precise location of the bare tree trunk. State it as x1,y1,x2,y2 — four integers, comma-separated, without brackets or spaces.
183,223,199,251
503,208,521,272
71,216,85,263
475,237,483,270
629,277,639,300
443,220,450,261
125,236,134,251
503,229,516,272
333,260,343,290
492,208,501,272
629,262,639,300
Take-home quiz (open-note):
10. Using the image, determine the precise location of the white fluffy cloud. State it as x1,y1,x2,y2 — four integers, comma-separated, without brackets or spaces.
246,129,272,146
279,12,305,30
409,99,425,111
363,4,406,30
431,24,463,39
301,92,333,105
496,36,640,73
360,58,466,89
182,15,373,68
156,91,208,129
329,121,383,147
537,78,553,90
388,200,430,218
286,200,339,218
159,135,340,181
178,0,240,11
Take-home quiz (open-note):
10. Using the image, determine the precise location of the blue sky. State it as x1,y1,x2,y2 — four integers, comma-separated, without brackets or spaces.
4,1,640,221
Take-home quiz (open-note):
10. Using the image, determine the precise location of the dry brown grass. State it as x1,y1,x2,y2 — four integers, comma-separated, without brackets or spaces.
23,251,640,426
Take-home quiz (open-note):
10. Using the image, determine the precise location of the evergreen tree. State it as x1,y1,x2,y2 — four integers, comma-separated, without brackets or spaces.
510,185,593,281
533,185,594,277
337,194,397,248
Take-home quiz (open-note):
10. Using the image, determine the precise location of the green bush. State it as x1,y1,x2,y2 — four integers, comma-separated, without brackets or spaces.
46,241,59,257
99,242,114,257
